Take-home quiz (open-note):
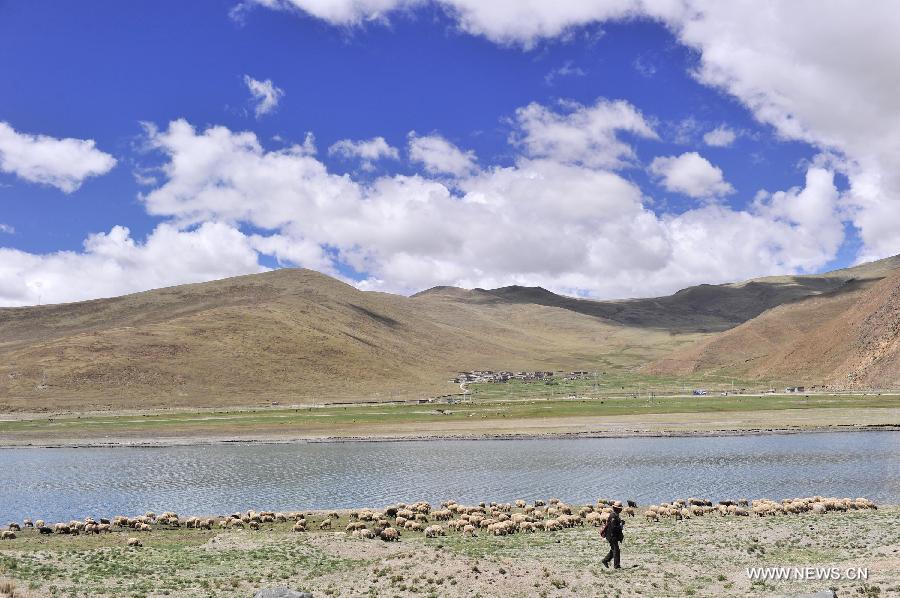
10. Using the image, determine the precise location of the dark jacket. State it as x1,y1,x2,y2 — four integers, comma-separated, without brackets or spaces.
606,511,624,542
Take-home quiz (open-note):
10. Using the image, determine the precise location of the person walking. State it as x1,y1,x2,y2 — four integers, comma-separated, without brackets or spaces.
601,501,625,569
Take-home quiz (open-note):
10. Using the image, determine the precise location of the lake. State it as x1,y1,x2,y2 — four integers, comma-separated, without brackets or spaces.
1,431,897,523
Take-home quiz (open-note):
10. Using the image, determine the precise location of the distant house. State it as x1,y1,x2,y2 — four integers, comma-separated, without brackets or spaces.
453,369,559,384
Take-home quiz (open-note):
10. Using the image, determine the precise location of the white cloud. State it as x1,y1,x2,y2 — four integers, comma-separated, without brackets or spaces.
752,167,843,268
703,124,736,147
0,121,116,192
439,0,643,46
633,54,656,78
649,152,734,199
511,98,657,169
242,0,411,25
328,136,399,170
128,115,841,301
669,116,701,145
0,224,13,234
0,222,265,306
0,102,848,305
544,60,586,85
252,0,900,264
407,132,478,176
662,2,900,263
252,0,638,46
243,75,284,118
140,119,357,228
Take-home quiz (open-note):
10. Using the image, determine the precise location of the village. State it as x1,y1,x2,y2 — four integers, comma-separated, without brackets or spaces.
450,370,593,384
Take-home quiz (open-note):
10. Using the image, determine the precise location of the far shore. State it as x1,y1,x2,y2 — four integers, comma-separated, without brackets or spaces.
2,394,898,449
2,421,897,450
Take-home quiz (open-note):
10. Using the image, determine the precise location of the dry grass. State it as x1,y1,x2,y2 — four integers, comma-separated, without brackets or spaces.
0,269,696,412
0,505,896,597
652,268,900,389
1,254,898,413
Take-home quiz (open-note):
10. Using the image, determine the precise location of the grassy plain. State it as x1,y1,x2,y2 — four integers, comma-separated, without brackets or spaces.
1,392,898,446
0,507,896,597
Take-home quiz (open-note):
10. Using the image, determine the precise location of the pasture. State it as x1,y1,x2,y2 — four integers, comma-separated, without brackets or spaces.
1,392,899,446
0,500,896,597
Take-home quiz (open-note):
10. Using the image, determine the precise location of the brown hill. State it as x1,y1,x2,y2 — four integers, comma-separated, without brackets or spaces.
649,269,900,389
2,255,898,412
0,269,688,412
416,253,900,333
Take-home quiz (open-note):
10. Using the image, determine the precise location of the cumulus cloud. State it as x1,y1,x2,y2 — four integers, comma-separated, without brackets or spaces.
512,98,656,169
252,0,900,264
703,124,736,147
752,167,843,268
407,132,478,176
328,136,399,170
0,224,14,234
0,222,265,306
140,119,356,228
0,121,116,192
0,100,848,305
665,2,900,263
649,152,735,199
244,75,284,117
247,0,639,46
129,113,841,301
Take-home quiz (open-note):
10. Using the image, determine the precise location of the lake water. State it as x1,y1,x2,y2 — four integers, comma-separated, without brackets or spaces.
1,431,897,523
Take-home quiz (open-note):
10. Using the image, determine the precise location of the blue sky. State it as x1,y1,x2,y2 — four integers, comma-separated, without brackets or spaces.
0,1,896,306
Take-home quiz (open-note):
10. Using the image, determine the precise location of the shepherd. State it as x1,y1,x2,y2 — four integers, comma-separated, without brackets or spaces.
600,501,625,569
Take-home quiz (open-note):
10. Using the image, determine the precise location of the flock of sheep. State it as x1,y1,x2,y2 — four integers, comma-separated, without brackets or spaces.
642,495,878,521
0,495,877,545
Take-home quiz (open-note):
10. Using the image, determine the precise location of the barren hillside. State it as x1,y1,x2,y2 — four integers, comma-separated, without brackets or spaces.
2,255,898,412
0,269,688,412
417,253,900,333
650,269,900,389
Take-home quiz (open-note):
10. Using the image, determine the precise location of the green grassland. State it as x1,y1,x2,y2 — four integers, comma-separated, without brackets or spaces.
1,390,898,445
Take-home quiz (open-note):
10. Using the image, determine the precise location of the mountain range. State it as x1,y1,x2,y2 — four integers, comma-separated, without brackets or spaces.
2,254,898,412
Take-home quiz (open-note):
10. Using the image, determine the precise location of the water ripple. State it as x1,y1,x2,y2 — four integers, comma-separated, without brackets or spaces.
1,431,897,522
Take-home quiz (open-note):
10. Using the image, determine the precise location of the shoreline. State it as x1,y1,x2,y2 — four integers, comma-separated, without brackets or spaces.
3,390,898,421
2,422,897,449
